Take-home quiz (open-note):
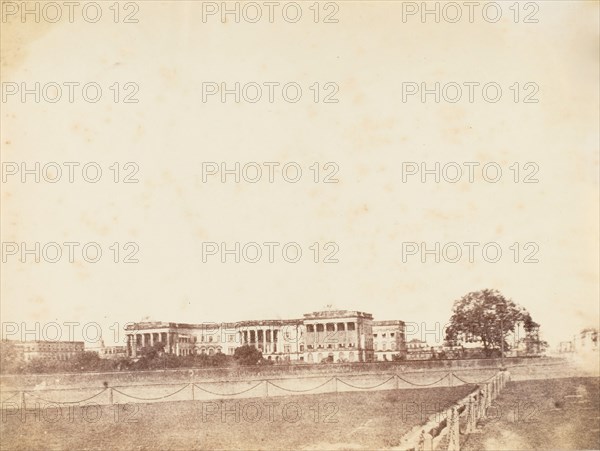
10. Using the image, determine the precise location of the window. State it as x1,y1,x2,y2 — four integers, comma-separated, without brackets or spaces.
227,335,234,342
390,333,395,337
382,333,386,338
307,325,314,332
347,323,355,331
284,345,291,353
316,324,325,332
299,345,304,351
374,334,378,338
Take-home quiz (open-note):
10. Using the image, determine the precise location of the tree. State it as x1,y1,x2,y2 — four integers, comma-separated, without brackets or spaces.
233,345,262,365
445,289,536,357
139,341,165,360
0,341,22,374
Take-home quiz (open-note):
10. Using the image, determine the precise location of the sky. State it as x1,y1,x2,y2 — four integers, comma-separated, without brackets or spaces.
1,1,598,349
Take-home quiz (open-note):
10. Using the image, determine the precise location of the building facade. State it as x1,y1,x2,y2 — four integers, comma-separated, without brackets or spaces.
406,339,433,360
2,340,85,362
125,309,394,363
125,319,304,362
303,310,374,363
372,320,406,361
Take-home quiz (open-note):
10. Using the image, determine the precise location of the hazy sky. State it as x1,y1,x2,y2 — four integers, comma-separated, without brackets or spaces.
1,1,598,348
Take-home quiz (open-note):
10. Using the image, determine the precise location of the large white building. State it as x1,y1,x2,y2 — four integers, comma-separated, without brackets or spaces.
125,309,406,363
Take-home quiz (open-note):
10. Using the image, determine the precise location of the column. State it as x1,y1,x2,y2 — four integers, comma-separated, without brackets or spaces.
134,334,140,356
264,328,268,351
263,328,269,353
333,323,338,349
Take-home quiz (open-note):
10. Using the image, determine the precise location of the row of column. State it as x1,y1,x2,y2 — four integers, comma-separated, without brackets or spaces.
305,322,359,346
126,332,177,356
309,322,356,332
241,329,279,352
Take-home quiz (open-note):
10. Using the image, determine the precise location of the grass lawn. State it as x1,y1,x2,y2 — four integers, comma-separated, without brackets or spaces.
462,377,600,451
1,385,475,450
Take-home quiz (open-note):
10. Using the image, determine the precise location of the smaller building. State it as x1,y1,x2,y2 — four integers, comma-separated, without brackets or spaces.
575,328,598,354
558,341,574,353
405,339,433,360
2,340,85,362
89,340,128,359
372,320,406,361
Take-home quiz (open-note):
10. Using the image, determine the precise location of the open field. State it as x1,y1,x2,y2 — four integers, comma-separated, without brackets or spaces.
0,385,475,450
462,377,600,451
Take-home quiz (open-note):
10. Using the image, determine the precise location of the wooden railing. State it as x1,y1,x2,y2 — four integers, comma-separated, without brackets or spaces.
397,370,510,451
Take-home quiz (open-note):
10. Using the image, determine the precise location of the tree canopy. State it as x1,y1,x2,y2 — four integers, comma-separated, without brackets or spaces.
233,344,263,365
445,289,539,354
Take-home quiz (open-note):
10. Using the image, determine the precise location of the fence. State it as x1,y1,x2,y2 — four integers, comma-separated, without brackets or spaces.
0,356,550,389
396,370,510,451
0,370,502,410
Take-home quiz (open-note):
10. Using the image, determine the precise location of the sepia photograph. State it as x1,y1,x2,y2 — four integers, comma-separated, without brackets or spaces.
1,1,599,450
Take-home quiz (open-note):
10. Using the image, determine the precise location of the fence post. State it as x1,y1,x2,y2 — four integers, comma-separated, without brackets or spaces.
109,387,114,405
418,429,433,451
464,396,476,434
332,377,338,394
265,380,269,397
479,387,486,419
447,407,460,451
448,372,453,387
395,374,399,390
21,391,26,410
417,430,425,451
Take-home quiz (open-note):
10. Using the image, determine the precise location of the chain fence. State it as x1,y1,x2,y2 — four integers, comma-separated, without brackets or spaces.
0,371,502,408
